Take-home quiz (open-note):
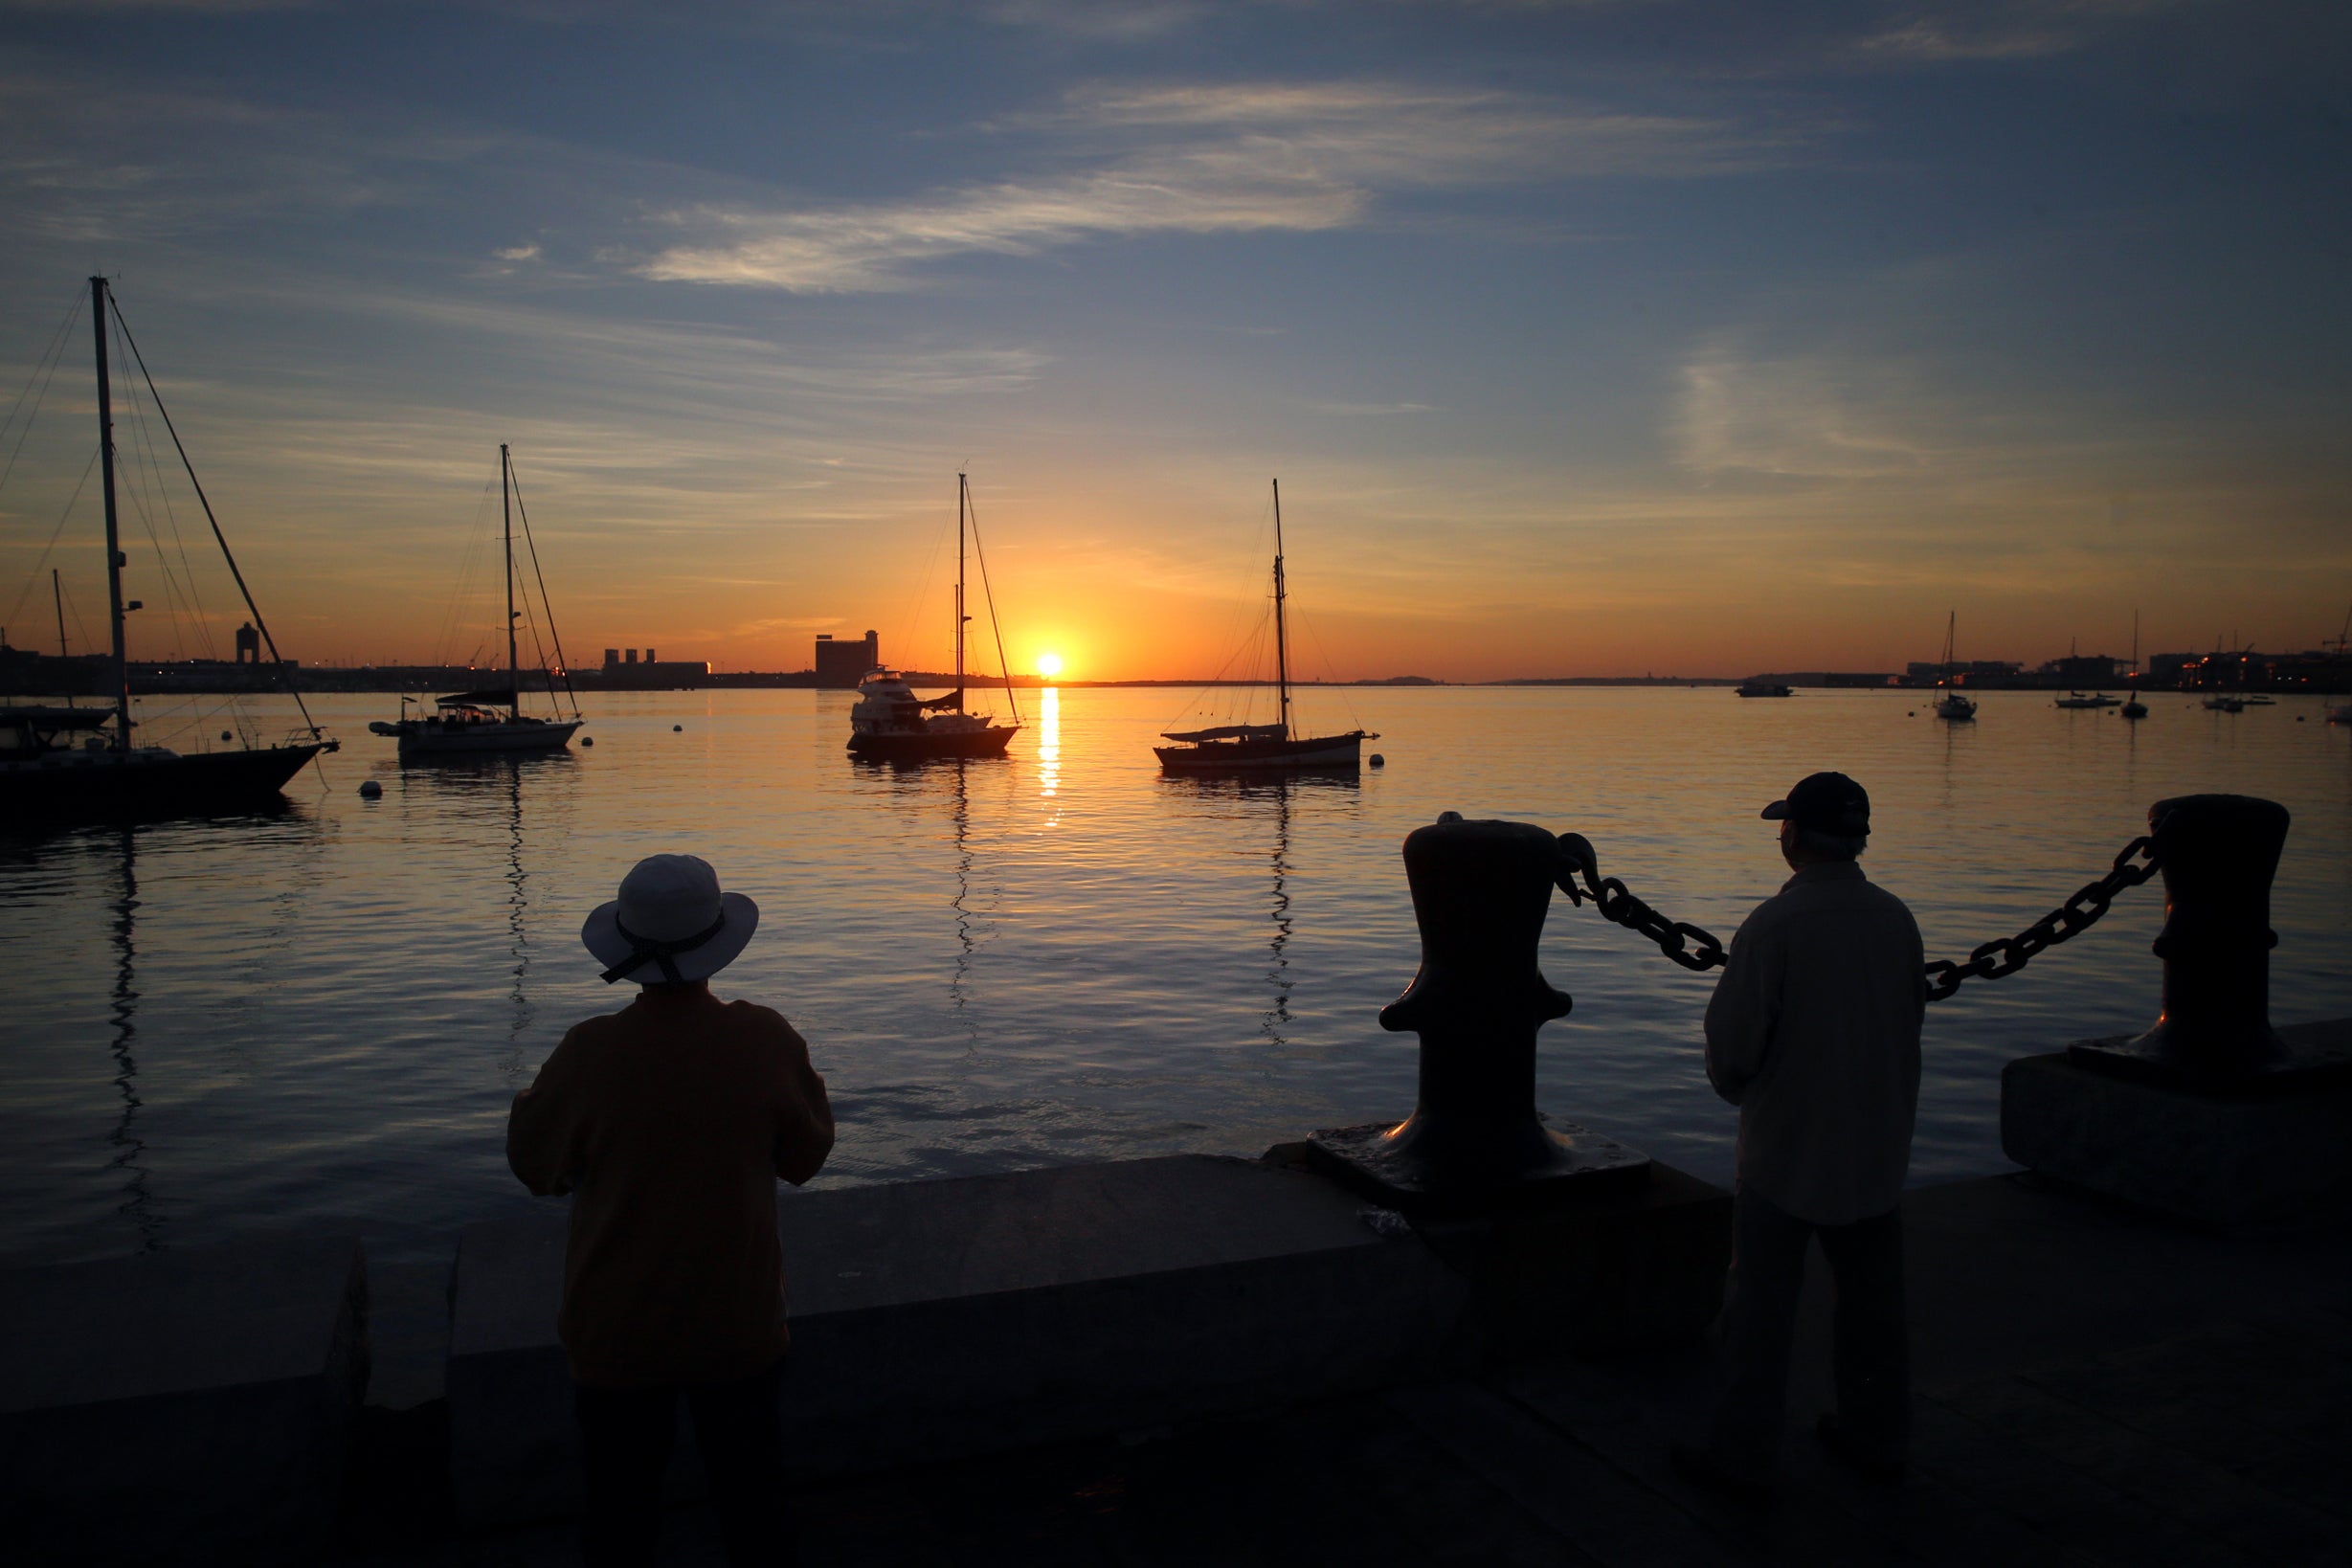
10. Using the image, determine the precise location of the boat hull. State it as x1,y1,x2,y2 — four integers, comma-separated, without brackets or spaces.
0,744,323,820
847,726,1018,761
394,720,582,756
1155,732,1366,772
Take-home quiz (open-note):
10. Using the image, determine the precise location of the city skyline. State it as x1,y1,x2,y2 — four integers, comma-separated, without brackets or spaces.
1,1,2346,683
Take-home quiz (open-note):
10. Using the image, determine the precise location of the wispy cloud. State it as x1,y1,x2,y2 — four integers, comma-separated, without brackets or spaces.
1850,1,2176,65
638,81,1790,291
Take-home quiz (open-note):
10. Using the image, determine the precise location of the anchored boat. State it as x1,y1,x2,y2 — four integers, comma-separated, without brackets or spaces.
370,446,583,757
1930,611,1979,722
1,278,332,819
846,474,1019,762
1155,481,1375,773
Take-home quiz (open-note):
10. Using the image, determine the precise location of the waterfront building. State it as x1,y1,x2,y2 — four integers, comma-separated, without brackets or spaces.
598,647,710,690
816,630,880,688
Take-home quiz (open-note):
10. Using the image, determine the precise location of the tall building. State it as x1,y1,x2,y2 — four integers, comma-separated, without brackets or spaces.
816,630,879,688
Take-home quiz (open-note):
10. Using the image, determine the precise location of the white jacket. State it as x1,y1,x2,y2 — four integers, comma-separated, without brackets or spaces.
1703,860,1926,1226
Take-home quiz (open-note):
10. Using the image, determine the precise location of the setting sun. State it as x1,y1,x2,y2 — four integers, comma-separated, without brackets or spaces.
1037,652,1064,679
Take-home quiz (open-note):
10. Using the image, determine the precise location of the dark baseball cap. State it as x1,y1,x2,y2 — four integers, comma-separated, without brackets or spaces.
1760,772,1870,836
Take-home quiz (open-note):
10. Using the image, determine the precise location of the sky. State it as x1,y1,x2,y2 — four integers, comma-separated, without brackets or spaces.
0,0,2346,682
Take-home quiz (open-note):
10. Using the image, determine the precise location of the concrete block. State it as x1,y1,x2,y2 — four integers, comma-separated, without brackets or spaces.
0,1234,367,1566
1406,1160,1733,1361
2002,1047,2352,1228
448,1154,1467,1526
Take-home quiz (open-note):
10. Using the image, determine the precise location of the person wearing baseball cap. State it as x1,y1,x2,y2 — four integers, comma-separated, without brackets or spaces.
1671,773,1925,1507
508,853,834,1567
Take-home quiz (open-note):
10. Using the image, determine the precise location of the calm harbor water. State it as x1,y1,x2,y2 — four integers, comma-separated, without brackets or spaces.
4,685,2348,1266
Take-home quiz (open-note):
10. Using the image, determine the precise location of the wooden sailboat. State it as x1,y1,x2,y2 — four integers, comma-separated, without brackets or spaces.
1931,611,1978,722
1155,481,1376,773
1,278,332,818
846,473,1019,761
369,445,583,756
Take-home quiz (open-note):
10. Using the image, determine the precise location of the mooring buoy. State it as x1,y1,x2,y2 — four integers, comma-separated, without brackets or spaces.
358,779,383,799
1369,753,1386,767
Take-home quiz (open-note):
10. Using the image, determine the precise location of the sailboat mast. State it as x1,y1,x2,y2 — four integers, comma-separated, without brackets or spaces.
91,277,131,750
1271,478,1290,740
955,473,967,714
503,444,518,722
54,569,72,709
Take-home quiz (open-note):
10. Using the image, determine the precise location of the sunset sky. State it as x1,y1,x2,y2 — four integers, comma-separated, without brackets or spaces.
1,1,2345,682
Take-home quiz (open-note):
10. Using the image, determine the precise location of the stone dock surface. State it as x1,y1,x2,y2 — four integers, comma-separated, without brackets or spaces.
319,1168,2349,1568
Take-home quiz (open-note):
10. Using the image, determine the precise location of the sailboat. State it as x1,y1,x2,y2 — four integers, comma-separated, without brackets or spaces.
1155,481,1377,773
846,473,1019,761
2120,611,2148,719
1,278,332,818
1931,611,1978,722
369,445,583,756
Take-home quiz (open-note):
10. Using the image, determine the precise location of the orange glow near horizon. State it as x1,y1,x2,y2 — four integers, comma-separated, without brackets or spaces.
1036,651,1064,678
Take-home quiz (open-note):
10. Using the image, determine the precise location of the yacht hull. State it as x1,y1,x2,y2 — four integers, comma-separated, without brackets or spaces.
1155,732,1365,772
0,744,323,819
847,726,1018,761
394,721,581,757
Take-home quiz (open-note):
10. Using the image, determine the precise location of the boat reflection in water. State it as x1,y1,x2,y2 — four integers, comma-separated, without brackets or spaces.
105,825,161,1251
1159,770,1361,1049
385,751,576,1082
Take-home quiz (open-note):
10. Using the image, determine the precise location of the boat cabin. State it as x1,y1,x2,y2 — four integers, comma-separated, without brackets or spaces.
0,706,115,758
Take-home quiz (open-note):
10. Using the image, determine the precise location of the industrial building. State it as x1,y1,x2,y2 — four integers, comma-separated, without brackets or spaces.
599,647,710,690
815,631,880,688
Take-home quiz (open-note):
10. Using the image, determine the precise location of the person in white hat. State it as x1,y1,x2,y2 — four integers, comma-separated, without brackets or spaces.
508,853,834,1568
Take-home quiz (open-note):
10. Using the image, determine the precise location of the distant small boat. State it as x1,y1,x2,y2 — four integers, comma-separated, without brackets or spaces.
1931,611,1977,722
370,446,583,758
847,474,1019,762
2121,613,2148,719
2240,694,2275,706
2202,695,2245,713
1736,681,1794,699
2053,691,2120,709
2327,702,2351,726
1155,480,1375,773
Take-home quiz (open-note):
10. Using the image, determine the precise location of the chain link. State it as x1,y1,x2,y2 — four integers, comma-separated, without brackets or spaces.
1556,832,2163,1000
1556,838,1730,972
1921,835,2161,1000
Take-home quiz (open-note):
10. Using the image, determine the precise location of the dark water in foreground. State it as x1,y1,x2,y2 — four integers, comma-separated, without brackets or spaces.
4,685,2347,1265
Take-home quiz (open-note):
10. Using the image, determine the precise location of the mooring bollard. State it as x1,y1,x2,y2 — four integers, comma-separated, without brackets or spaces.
1307,813,1647,1213
2072,793,2296,1085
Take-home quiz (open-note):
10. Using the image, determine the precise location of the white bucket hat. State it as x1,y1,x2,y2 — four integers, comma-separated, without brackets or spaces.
582,854,759,985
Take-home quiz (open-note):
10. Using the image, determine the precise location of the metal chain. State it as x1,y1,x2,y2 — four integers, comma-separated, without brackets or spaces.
1921,835,2161,1000
1556,837,1729,972
1555,831,2164,999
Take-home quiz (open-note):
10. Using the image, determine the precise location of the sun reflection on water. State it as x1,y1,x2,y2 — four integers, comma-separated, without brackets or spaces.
1038,686,1060,815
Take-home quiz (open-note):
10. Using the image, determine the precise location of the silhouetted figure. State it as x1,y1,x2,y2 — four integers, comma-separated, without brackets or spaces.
1672,773,1923,1506
509,854,835,1567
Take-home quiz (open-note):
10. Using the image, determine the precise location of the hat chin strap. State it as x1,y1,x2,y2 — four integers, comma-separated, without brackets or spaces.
602,910,728,985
